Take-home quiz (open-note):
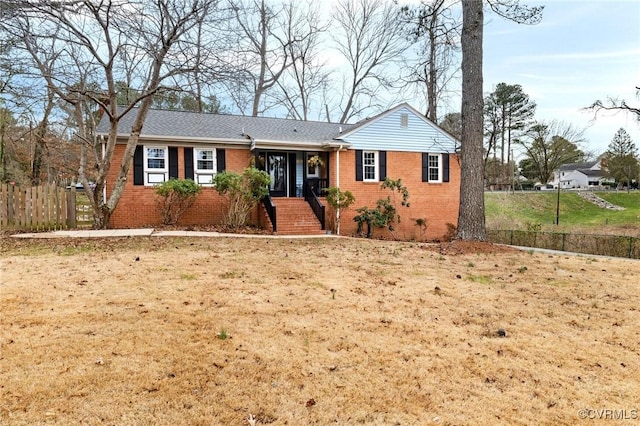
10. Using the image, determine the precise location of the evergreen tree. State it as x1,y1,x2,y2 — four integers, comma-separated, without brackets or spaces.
484,83,536,170
602,128,640,189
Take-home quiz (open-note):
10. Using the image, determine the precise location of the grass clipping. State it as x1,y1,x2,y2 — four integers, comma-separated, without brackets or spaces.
1,237,639,425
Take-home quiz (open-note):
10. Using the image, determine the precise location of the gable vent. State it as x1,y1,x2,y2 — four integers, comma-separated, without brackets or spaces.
400,113,409,128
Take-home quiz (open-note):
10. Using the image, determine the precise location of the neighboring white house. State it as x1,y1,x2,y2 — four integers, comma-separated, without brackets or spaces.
552,160,613,189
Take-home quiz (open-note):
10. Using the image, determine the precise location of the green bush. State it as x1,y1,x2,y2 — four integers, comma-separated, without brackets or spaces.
154,179,202,225
353,178,409,238
322,187,355,234
213,167,270,228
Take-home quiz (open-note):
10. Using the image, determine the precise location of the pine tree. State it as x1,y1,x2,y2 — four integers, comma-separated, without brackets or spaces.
602,128,640,189
484,83,536,187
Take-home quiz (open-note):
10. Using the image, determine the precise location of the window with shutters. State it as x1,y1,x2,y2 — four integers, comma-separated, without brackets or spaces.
363,151,378,182
144,146,168,185
428,154,442,183
194,148,216,185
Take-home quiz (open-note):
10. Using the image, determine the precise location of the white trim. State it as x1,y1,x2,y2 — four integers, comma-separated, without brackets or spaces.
363,150,379,182
194,147,217,186
143,146,168,186
428,153,442,183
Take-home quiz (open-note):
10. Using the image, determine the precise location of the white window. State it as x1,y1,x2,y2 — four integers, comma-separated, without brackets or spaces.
363,151,378,182
144,146,168,185
428,154,442,183
194,148,216,185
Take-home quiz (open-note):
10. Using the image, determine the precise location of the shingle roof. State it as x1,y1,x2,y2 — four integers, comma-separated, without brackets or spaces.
96,107,357,145
557,161,598,171
579,169,604,177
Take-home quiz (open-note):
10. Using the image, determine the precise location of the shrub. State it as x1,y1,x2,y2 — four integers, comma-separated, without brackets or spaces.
414,218,428,237
353,178,409,238
213,167,270,228
322,187,355,235
444,222,457,242
154,179,202,225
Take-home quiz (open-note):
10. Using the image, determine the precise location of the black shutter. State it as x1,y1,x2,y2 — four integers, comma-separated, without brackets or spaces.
422,153,429,182
217,149,226,172
379,151,387,181
169,147,178,179
355,149,363,181
443,153,450,182
184,147,194,180
133,145,144,185
288,153,296,197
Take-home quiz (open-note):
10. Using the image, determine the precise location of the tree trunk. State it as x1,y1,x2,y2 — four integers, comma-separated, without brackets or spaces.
31,122,46,185
426,22,437,122
456,0,486,241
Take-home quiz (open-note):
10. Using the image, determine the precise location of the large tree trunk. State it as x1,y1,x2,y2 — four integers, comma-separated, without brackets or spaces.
456,0,486,241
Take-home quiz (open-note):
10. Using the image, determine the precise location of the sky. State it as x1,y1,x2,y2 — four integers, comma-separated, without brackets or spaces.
482,0,640,157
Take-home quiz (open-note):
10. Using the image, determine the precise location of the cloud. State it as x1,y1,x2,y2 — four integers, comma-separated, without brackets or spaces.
506,49,640,64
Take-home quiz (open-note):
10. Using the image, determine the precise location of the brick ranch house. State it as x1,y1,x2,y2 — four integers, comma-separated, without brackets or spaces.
96,103,460,241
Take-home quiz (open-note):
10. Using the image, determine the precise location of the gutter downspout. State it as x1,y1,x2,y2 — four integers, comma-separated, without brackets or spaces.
336,144,343,235
101,136,107,203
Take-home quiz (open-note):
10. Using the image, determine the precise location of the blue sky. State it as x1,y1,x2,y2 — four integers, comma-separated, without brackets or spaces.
483,0,640,156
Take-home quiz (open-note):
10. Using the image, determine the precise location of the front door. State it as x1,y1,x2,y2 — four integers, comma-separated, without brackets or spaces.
267,152,287,197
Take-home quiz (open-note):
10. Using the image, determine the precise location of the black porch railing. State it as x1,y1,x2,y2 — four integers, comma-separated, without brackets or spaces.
261,195,277,232
305,181,325,230
304,178,329,198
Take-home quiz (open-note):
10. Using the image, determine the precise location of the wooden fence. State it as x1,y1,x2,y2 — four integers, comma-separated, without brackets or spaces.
0,183,77,230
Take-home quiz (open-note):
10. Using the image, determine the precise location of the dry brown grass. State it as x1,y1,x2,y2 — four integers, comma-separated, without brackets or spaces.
1,236,639,425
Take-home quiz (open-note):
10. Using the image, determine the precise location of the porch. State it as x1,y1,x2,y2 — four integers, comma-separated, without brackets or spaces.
254,150,330,235
254,150,330,198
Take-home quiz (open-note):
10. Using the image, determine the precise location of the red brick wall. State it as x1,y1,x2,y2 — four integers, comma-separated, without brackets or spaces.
107,144,459,240
107,145,250,228
327,149,460,241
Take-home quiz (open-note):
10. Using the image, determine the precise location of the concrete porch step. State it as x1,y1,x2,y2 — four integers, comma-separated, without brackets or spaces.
267,197,324,235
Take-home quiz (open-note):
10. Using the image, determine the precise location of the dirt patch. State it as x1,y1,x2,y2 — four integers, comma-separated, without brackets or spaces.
1,236,639,425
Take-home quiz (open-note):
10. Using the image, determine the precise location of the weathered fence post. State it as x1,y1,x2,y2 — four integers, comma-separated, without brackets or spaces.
66,187,77,228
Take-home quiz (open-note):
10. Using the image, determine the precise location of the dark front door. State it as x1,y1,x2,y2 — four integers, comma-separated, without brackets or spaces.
267,152,287,197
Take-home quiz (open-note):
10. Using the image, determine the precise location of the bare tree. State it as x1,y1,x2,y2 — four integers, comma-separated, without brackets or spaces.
3,0,217,228
517,120,586,185
331,0,410,124
168,4,234,113
401,0,461,122
588,87,640,121
227,0,307,116
273,1,331,121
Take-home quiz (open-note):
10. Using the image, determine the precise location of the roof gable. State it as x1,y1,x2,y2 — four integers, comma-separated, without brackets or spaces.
338,103,458,153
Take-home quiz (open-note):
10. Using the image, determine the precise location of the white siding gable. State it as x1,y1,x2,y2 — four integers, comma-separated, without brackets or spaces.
339,104,458,153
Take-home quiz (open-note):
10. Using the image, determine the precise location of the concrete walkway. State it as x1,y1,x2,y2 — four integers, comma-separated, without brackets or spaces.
10,228,335,239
